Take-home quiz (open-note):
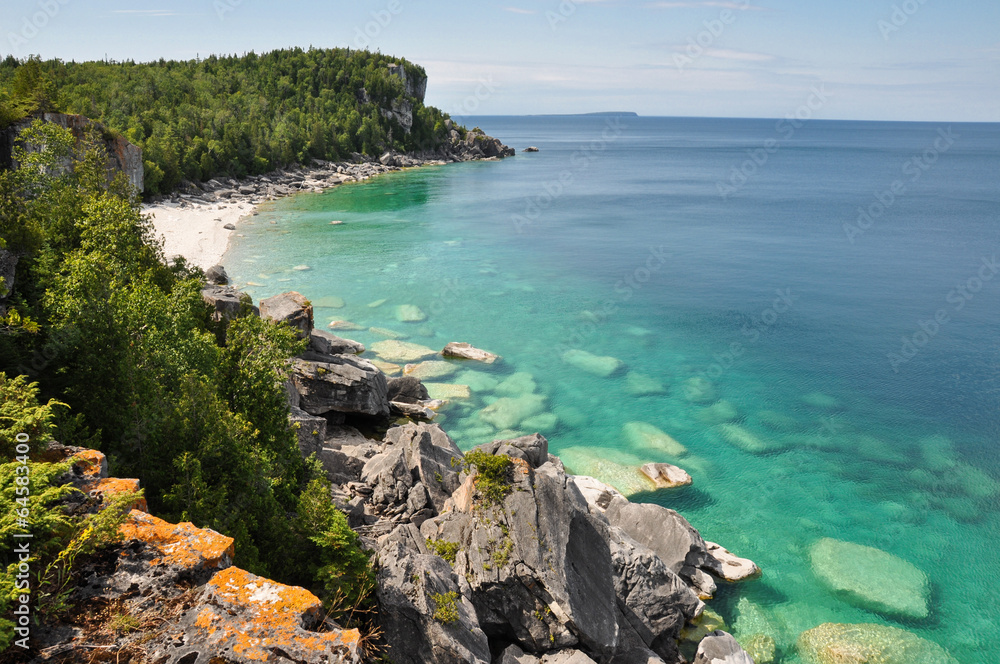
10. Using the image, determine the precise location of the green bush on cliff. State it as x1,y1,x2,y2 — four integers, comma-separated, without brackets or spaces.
296,472,374,619
0,48,455,195
0,123,370,593
0,373,65,457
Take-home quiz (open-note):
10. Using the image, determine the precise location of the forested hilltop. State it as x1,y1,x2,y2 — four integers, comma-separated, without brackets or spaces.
0,48,454,195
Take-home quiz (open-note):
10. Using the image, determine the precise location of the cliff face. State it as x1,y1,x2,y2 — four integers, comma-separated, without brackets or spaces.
379,63,428,133
0,113,144,193
388,63,428,103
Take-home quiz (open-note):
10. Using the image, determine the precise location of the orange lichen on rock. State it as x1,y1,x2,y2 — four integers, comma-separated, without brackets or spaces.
83,477,149,512
72,449,108,480
120,510,235,571
179,567,361,661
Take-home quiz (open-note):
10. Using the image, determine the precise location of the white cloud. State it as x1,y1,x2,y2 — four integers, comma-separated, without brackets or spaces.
503,7,538,14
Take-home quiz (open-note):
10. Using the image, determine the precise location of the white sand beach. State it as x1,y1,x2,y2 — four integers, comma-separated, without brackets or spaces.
144,199,255,271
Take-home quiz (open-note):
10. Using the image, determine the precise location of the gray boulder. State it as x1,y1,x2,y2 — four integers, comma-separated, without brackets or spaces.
260,290,313,337
693,631,756,664
500,644,541,664
602,500,725,584
201,285,254,321
292,355,390,417
387,375,431,404
309,329,365,355
609,527,703,662
362,445,412,508
204,264,229,285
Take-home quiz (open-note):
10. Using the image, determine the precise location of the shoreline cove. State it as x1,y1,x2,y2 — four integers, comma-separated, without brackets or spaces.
145,155,459,270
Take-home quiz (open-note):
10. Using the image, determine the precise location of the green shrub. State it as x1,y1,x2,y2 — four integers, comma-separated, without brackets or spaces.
0,373,66,457
426,538,460,565
463,451,514,505
431,591,460,624
296,476,374,621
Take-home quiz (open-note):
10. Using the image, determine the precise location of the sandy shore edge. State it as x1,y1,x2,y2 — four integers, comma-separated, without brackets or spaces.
144,156,457,272
144,198,254,271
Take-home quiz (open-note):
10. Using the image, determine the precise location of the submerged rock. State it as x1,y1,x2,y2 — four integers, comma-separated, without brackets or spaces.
479,393,548,430
682,377,717,404
741,633,776,664
371,339,438,362
313,294,346,308
424,382,473,401
801,392,842,410
695,400,739,425
370,326,410,339
809,538,930,619
624,372,667,396
623,422,688,457
495,371,538,396
756,410,801,432
562,349,625,377
404,360,460,380
798,623,958,664
396,303,428,322
716,423,780,454
456,369,500,392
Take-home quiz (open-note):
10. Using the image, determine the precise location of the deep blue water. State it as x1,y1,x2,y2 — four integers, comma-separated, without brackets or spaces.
226,116,1000,662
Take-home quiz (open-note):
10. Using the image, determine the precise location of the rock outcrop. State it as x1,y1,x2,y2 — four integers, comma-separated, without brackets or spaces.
343,422,757,664
0,112,143,191
260,290,314,338
292,355,390,418
33,447,362,663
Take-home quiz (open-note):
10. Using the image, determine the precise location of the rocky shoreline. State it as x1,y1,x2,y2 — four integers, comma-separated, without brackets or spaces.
146,127,515,270
26,285,964,664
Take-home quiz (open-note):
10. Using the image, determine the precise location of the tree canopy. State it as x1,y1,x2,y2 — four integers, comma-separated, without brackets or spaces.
0,48,453,195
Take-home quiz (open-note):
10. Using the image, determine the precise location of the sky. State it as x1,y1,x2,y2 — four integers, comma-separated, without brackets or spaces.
2,0,998,122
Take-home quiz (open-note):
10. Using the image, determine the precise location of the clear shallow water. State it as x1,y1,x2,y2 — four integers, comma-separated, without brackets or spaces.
225,116,1000,663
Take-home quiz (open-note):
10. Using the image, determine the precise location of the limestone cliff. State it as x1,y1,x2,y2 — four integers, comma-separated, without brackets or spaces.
0,113,144,192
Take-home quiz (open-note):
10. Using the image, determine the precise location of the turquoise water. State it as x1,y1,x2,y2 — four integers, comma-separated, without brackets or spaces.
225,117,1000,663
